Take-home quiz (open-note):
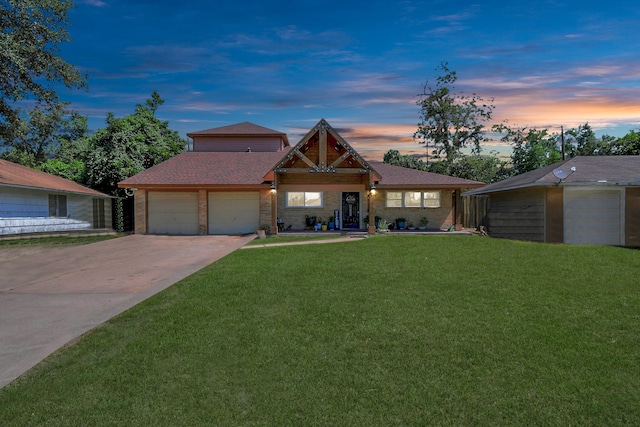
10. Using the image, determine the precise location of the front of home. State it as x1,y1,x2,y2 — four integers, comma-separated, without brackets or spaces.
0,159,113,235
119,120,484,235
463,156,640,246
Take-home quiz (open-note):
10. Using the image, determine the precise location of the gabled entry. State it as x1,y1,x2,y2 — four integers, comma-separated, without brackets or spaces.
274,119,379,177
269,119,380,233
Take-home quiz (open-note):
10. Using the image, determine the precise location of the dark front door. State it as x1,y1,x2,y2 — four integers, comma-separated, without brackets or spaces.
342,192,360,229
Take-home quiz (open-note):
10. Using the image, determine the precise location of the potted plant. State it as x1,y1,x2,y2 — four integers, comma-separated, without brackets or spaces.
377,219,390,233
321,220,328,231
395,217,407,230
418,216,429,230
315,217,323,231
305,215,316,228
328,215,335,230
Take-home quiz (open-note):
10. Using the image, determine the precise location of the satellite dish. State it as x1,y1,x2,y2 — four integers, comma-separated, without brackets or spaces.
552,168,569,180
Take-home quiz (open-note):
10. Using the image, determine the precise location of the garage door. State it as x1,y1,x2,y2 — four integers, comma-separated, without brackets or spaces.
147,192,199,235
208,192,260,235
564,189,622,245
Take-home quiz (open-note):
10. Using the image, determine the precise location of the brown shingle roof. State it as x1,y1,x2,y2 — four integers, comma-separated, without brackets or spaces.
119,151,289,187
464,156,640,195
119,154,487,188
0,159,109,197
370,161,485,188
187,122,290,146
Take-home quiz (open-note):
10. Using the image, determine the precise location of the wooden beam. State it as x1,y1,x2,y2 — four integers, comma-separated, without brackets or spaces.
319,122,327,169
293,149,319,169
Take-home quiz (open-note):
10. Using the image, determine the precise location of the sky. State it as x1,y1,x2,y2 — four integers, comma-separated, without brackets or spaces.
57,0,640,160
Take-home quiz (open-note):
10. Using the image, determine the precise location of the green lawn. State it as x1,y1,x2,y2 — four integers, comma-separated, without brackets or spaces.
0,234,117,248
1,235,639,425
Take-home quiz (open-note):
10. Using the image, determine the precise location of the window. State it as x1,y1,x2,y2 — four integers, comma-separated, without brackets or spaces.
386,191,402,208
286,191,323,208
49,194,67,217
404,191,422,207
385,191,441,208
423,191,441,208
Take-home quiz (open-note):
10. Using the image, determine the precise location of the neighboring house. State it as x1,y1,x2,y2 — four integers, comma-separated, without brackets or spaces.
463,156,640,246
118,119,484,235
0,159,113,235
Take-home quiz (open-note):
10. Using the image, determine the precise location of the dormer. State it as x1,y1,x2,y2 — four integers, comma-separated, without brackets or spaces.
187,122,290,152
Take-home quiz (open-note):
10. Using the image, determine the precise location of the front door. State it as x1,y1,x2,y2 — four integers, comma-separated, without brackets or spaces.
342,192,360,229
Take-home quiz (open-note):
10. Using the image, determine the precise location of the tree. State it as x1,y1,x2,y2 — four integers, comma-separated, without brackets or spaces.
383,149,428,171
0,0,86,143
495,124,561,175
1,102,86,167
610,130,640,155
564,123,606,156
44,91,186,195
383,149,509,183
415,62,495,166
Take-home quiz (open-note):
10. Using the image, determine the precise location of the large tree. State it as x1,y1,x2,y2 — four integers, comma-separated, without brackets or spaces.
0,0,86,146
610,130,640,155
415,63,495,166
494,124,562,176
1,102,86,167
42,91,186,195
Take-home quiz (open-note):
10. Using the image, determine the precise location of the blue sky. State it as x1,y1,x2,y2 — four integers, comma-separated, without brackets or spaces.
60,0,640,159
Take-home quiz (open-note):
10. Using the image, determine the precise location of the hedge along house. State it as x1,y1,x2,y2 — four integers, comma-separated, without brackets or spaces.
119,119,484,235
0,159,113,236
463,156,640,246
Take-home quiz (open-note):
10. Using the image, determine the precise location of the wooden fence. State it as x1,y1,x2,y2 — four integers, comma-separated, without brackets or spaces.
463,195,489,229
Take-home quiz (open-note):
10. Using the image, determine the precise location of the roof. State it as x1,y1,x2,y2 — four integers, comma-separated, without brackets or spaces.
120,151,485,189
187,122,290,146
119,151,290,187
0,159,110,197
370,162,485,188
464,156,640,196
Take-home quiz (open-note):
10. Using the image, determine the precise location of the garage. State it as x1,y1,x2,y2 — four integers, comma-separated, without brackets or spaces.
147,191,199,235
208,192,260,234
564,188,622,245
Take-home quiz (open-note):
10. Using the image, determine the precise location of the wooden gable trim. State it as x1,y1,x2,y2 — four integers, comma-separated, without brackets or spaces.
273,119,380,180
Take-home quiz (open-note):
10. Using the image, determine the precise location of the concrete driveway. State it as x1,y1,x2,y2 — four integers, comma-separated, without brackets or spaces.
0,234,254,389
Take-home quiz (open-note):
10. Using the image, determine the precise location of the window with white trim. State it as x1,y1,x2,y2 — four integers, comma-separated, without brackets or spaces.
286,191,323,208
386,191,440,208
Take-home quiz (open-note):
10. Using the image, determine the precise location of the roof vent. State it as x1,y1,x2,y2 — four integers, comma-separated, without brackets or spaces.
246,147,251,152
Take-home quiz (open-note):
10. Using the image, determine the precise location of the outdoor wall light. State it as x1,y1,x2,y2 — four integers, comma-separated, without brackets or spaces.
370,183,377,196
270,182,276,194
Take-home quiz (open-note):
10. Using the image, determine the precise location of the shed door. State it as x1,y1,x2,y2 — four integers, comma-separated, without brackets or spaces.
564,188,622,245
208,192,260,234
147,192,199,235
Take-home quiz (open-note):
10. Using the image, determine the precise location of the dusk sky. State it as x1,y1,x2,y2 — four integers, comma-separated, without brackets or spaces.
60,0,640,160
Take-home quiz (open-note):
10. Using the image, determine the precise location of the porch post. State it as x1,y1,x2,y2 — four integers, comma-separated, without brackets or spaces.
454,189,463,231
270,178,278,235
368,182,376,234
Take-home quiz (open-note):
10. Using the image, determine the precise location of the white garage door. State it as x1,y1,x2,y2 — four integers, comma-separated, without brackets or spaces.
147,192,199,235
564,188,622,245
208,192,260,235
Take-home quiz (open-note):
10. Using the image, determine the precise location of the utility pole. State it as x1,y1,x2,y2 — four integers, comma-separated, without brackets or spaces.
560,125,565,160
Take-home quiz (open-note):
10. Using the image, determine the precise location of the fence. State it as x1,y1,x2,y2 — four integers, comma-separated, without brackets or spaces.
463,195,489,229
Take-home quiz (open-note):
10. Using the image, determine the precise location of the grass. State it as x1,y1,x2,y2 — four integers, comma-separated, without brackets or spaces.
1,235,639,425
0,234,118,248
245,233,347,245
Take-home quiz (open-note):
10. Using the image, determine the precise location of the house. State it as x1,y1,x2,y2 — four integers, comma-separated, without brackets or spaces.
118,119,484,235
463,156,640,246
0,159,113,235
